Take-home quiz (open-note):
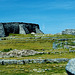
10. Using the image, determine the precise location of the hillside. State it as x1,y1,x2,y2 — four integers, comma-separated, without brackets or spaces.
0,34,75,75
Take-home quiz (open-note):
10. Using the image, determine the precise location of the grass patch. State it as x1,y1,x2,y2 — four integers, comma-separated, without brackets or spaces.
0,63,67,75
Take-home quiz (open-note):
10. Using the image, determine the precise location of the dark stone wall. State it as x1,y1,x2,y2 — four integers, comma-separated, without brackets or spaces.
3,23,19,36
0,22,43,37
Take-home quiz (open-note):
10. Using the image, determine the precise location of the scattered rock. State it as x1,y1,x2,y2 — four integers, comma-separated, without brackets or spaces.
0,49,41,58
0,58,69,65
69,50,75,53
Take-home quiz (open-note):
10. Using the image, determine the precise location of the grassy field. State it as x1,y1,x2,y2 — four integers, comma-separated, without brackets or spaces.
0,34,75,75
0,63,67,75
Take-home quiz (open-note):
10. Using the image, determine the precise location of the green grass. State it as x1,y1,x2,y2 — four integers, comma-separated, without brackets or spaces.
0,34,75,60
0,63,67,75
0,34,75,75
0,38,53,51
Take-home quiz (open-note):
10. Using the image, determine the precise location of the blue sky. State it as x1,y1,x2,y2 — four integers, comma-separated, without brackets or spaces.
0,0,75,34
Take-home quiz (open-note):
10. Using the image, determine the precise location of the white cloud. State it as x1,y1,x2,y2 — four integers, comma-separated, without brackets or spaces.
41,25,46,31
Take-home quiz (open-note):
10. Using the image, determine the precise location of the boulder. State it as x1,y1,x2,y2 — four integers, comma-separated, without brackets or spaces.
66,58,75,75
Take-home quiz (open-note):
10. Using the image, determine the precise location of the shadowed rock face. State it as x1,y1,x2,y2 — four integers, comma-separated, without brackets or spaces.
0,22,43,37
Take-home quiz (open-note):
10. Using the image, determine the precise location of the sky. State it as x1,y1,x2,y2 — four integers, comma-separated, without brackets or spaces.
0,0,75,34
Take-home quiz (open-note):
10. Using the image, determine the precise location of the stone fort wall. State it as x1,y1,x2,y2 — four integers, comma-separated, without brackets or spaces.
62,29,75,35
0,22,43,37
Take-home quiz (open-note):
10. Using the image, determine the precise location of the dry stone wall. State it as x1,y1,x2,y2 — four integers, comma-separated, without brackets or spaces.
0,58,69,65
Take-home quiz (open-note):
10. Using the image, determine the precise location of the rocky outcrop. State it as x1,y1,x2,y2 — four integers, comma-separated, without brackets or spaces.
62,29,75,35
0,22,43,37
66,58,75,75
0,49,40,58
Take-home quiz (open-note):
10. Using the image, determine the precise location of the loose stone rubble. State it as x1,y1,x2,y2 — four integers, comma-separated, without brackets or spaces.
0,58,69,65
0,49,75,58
0,49,40,58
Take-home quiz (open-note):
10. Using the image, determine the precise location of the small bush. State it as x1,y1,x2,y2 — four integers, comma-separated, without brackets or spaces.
2,48,13,52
